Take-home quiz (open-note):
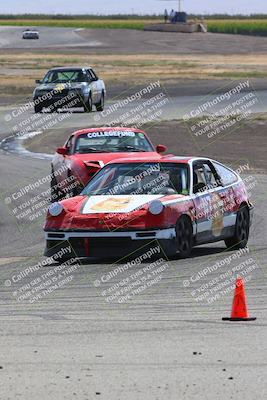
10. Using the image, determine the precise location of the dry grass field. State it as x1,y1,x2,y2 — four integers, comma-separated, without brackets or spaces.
1,53,267,99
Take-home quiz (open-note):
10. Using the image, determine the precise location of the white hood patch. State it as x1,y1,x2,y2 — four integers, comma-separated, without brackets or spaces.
81,195,163,214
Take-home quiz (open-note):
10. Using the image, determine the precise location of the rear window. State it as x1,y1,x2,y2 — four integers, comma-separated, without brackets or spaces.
213,162,238,186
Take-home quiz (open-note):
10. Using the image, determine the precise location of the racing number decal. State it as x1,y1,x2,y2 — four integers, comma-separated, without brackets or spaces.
91,197,131,212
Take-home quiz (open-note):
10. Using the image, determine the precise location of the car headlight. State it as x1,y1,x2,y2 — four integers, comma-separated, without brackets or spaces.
34,89,46,96
49,202,64,216
149,199,164,215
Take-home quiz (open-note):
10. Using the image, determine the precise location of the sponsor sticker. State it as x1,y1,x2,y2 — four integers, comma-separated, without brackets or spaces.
87,131,136,138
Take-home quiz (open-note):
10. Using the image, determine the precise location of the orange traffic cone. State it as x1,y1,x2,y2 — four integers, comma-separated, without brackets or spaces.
222,277,256,321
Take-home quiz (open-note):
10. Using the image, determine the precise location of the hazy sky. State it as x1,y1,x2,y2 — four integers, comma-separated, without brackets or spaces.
1,0,266,15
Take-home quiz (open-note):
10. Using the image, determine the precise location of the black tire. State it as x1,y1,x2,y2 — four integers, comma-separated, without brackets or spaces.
96,92,104,111
34,104,42,113
50,170,62,202
53,256,73,264
84,95,92,113
225,205,250,250
175,216,193,258
51,104,59,113
66,172,82,198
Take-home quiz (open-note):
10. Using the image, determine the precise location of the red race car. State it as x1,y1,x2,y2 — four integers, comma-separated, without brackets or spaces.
44,156,254,260
50,127,167,201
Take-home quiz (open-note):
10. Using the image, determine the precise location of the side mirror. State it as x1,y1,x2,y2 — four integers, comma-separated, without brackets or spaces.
56,147,68,156
91,77,98,82
156,144,167,154
35,79,41,84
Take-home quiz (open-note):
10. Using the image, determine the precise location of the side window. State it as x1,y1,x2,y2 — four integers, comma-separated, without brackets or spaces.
86,70,93,81
49,72,58,83
193,162,218,193
65,136,74,154
213,162,238,186
203,163,217,188
89,69,98,80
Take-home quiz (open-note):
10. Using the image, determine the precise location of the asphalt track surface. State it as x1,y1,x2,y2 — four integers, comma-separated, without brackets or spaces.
0,25,266,54
0,26,101,48
0,26,266,400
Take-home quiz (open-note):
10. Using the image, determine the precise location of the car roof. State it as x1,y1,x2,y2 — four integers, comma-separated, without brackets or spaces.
106,155,198,164
49,67,92,71
72,127,147,137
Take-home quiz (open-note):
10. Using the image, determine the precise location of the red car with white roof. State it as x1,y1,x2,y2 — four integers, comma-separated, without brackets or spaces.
50,127,167,200
45,156,253,260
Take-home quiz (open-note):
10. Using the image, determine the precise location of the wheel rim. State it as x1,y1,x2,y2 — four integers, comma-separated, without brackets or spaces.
236,209,249,242
176,219,192,254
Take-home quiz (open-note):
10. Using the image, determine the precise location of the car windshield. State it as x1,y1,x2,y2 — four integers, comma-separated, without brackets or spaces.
82,162,190,196
74,131,154,153
43,69,88,84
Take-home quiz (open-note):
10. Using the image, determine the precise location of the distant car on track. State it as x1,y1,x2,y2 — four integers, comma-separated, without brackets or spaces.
22,29,39,39
50,127,167,201
45,156,253,260
33,66,106,113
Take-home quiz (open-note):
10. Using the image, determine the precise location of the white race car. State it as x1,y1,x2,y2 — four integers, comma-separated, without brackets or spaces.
22,29,39,39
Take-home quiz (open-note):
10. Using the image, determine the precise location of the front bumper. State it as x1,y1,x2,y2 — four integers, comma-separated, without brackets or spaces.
44,227,176,259
34,93,85,109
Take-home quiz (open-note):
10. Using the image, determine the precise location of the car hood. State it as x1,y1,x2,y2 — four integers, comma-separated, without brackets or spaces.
81,194,164,214
45,193,187,231
36,82,87,91
70,151,160,165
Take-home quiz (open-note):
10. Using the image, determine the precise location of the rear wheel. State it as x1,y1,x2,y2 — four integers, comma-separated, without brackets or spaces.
84,95,92,113
175,216,193,258
96,92,104,111
225,205,250,250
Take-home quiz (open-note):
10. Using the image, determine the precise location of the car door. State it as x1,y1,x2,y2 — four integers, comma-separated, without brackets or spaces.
211,161,239,236
191,160,225,243
191,161,213,243
88,69,99,103
91,69,102,100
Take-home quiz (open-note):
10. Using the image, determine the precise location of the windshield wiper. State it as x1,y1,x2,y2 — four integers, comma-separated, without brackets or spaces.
77,147,109,153
115,145,146,152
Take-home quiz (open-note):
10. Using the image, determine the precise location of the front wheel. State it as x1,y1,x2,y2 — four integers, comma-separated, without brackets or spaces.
96,93,104,111
175,216,193,258
34,104,43,113
225,205,250,250
84,95,92,113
